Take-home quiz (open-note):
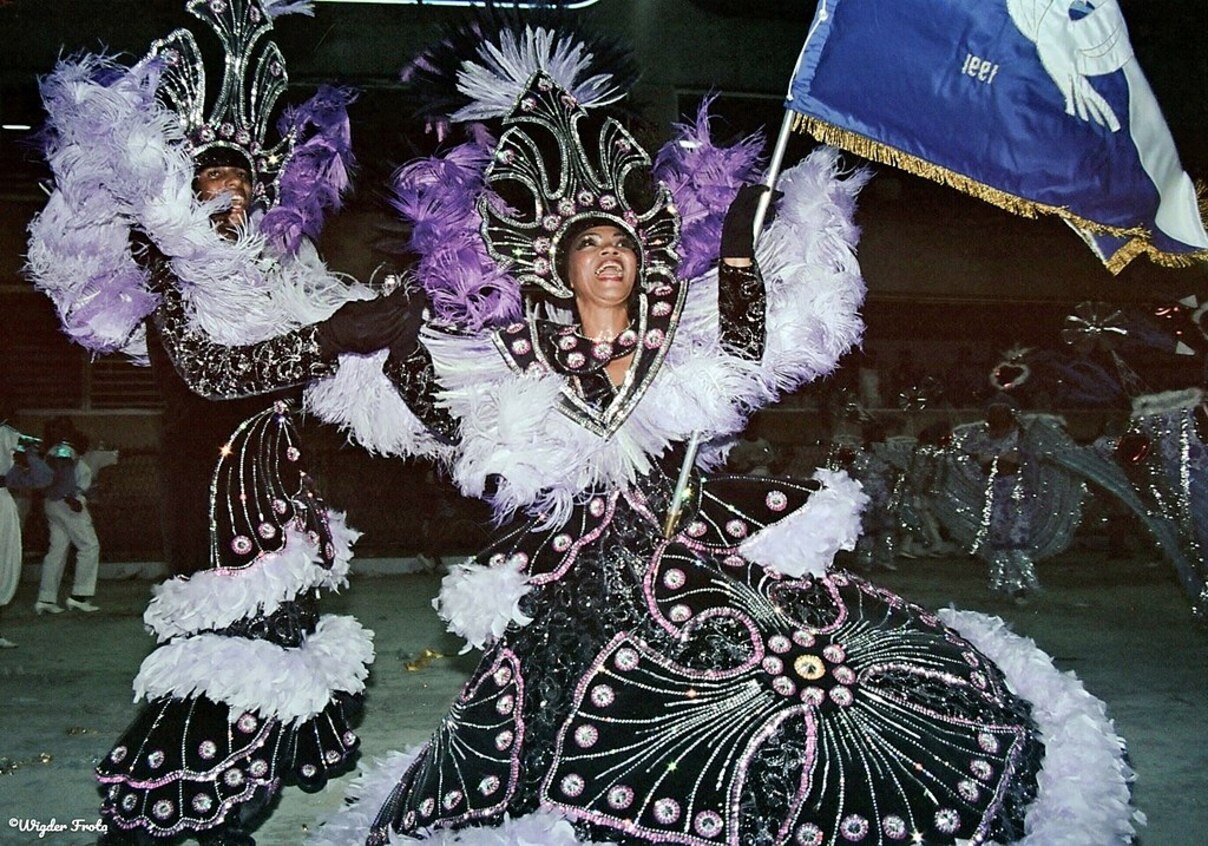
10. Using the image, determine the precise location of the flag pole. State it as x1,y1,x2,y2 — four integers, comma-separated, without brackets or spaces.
662,107,799,539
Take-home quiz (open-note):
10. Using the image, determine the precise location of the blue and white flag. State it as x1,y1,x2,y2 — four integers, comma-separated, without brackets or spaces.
786,0,1208,273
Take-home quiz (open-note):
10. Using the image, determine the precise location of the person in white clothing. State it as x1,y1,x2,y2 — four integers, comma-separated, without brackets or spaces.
1,397,51,645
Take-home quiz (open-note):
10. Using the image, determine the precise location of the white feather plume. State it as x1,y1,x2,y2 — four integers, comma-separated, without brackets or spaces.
452,26,625,122
304,350,451,459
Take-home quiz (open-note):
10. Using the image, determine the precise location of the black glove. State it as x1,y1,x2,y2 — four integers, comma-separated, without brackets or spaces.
316,289,419,357
65,496,83,513
389,285,429,361
720,185,781,260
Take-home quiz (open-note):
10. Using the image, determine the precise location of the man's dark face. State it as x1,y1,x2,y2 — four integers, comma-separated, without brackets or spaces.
195,165,253,237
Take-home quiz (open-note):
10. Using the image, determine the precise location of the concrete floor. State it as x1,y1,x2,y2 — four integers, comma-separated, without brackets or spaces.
1,549,1205,846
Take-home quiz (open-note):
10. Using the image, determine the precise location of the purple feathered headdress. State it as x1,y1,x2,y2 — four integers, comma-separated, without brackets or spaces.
390,138,523,332
653,95,766,281
391,24,769,330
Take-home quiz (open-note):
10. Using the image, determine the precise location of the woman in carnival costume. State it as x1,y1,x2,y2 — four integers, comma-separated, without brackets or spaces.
933,351,1092,603
25,1,420,842
306,24,1137,846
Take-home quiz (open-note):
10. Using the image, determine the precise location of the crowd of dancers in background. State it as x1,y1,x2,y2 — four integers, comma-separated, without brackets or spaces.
729,384,1208,612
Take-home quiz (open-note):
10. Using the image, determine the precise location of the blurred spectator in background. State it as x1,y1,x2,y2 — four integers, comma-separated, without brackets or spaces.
944,345,983,409
2,395,52,647
729,429,777,477
33,417,102,615
856,349,883,409
888,349,922,405
898,421,959,559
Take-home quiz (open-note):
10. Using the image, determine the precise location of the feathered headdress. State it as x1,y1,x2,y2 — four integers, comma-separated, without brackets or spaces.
26,0,357,360
391,20,764,329
141,0,356,236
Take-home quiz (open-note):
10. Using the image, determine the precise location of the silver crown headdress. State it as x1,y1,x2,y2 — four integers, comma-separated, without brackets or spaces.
146,0,295,206
477,71,680,301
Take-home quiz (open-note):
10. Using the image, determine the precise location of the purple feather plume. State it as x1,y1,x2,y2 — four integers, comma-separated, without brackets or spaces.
262,85,358,255
390,139,522,331
654,95,766,280
263,0,315,19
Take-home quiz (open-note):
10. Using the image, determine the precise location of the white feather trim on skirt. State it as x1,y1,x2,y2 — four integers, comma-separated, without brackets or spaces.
143,514,359,641
133,614,374,724
739,468,868,577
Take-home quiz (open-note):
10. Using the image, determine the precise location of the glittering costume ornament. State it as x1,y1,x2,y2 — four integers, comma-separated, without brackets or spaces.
304,22,1136,846
95,404,372,844
1057,305,1208,615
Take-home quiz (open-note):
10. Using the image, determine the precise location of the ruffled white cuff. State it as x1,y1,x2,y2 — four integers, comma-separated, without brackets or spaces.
433,556,534,653
739,468,868,578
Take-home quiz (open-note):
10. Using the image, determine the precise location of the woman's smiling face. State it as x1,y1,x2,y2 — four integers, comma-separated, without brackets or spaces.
567,224,639,312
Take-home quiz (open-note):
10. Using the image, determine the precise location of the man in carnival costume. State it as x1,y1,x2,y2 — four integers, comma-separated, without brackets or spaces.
1,394,51,648
24,1,423,842
306,22,1137,846
27,0,420,580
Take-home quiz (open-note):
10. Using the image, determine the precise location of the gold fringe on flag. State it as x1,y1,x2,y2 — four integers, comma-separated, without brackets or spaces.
790,112,1208,276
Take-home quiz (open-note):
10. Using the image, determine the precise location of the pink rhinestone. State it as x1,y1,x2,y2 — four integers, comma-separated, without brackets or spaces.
574,724,599,748
591,684,615,707
822,643,846,663
653,797,681,824
560,773,585,797
607,784,634,809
